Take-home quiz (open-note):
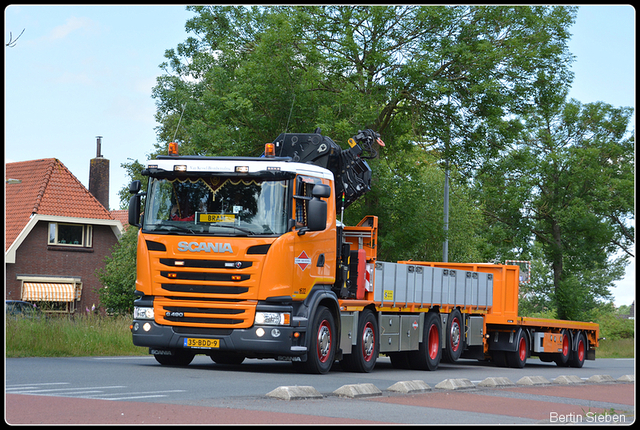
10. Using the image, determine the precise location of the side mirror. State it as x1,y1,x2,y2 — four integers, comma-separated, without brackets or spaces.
306,198,327,232
128,194,142,227
129,180,141,194
312,183,331,198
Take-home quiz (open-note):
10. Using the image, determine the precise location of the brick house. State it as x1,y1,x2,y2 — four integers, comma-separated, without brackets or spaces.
5,157,124,314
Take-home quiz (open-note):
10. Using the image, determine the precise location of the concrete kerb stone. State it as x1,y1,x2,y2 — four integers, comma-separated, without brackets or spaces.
617,374,634,382
553,375,584,385
477,377,515,388
434,378,475,390
586,374,616,384
516,376,551,386
333,383,382,398
386,380,432,393
266,386,323,400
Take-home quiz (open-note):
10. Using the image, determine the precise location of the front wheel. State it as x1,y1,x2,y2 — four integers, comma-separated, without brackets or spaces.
154,349,195,366
298,305,336,374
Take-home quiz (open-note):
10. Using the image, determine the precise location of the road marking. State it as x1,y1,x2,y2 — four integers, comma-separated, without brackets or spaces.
87,390,187,401
6,383,70,389
7,386,126,395
6,383,187,402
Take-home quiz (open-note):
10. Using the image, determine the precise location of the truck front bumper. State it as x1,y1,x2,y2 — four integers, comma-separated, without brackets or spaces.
131,320,307,359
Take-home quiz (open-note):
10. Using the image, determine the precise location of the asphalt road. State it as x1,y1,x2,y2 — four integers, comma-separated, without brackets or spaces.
5,355,635,424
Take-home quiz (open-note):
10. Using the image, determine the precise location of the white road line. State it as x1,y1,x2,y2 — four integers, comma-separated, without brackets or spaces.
7,386,126,394
6,383,70,389
102,395,170,401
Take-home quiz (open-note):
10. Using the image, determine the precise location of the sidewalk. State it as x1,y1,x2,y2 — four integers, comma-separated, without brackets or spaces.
5,381,635,425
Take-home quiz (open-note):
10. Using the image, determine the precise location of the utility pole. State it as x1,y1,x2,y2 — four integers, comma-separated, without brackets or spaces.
443,159,449,262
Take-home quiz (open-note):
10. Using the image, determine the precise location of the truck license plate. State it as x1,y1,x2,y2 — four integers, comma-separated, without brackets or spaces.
184,338,219,349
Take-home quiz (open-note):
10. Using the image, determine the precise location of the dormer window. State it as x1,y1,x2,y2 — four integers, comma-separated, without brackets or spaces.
48,222,93,247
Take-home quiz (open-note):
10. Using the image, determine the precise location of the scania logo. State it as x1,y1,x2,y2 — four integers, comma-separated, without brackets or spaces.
177,241,233,253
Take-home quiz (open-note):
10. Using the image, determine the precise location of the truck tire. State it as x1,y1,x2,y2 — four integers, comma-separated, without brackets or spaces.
506,330,528,368
443,309,463,362
408,312,441,371
554,329,571,367
154,349,195,366
298,305,336,374
341,309,378,373
569,332,586,368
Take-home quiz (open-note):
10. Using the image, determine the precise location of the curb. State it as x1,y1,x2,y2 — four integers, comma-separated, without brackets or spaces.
265,374,633,400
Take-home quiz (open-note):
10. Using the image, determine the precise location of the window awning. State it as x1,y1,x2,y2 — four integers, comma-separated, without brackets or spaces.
22,282,76,302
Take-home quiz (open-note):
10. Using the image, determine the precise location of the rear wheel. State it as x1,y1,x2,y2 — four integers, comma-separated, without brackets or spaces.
408,312,441,371
506,330,528,368
443,309,463,362
342,309,378,373
154,349,195,366
554,329,571,367
298,305,336,374
569,332,586,368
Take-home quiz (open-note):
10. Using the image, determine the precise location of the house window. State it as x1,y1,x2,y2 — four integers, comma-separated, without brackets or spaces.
48,223,92,247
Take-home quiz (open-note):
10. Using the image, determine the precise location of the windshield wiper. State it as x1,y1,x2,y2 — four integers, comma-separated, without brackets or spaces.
210,224,256,235
153,224,198,234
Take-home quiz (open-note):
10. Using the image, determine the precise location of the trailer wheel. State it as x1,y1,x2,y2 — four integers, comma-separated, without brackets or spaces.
154,349,195,366
342,309,378,373
569,332,586,368
299,305,336,374
443,309,463,362
554,329,571,367
506,330,528,368
408,312,441,371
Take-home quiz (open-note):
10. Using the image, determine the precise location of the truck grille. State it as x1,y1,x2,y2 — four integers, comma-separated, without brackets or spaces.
154,297,256,328
150,253,265,328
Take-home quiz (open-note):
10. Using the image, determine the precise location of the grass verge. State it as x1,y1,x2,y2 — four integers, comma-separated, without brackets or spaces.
5,314,634,359
6,314,146,358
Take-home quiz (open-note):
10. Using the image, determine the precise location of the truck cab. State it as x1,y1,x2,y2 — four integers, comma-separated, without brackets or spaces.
129,149,344,372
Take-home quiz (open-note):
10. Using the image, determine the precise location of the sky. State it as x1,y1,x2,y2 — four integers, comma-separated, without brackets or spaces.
4,5,636,306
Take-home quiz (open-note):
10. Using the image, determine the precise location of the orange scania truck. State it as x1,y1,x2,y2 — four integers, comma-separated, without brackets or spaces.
128,129,599,374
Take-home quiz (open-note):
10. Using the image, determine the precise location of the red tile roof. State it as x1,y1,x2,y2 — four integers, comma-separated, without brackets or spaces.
110,210,130,229
5,158,115,251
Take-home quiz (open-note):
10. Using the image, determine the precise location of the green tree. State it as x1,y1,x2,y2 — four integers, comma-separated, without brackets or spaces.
96,227,139,315
146,5,578,264
479,98,634,321
152,6,576,163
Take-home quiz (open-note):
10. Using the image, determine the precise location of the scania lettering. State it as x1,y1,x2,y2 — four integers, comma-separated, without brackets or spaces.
129,129,599,374
177,241,233,253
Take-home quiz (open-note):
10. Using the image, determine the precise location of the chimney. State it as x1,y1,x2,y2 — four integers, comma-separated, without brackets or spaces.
89,136,110,210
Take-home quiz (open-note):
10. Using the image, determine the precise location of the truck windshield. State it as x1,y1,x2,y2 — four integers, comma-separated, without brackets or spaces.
143,176,290,236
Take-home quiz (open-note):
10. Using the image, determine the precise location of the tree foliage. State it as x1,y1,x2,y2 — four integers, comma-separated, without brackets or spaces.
96,227,139,315
478,96,634,320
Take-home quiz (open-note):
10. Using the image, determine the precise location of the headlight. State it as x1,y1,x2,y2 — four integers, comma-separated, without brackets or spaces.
133,306,154,320
254,312,290,326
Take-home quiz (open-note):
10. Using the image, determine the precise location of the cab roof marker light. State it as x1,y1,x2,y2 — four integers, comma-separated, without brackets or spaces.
265,143,276,158
168,142,179,156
